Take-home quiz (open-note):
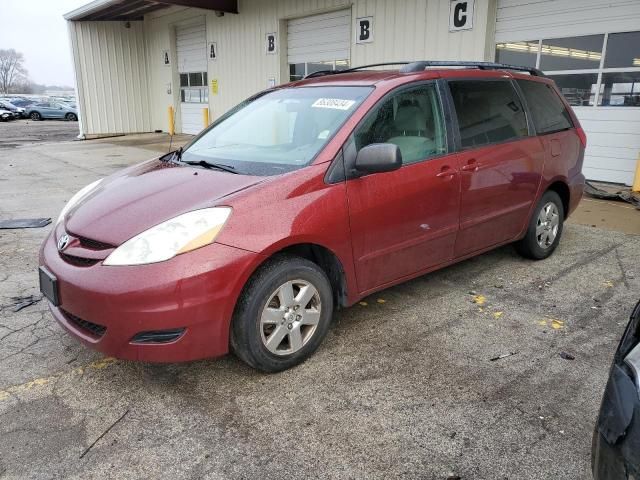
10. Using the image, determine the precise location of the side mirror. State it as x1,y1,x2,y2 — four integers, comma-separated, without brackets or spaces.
354,143,402,175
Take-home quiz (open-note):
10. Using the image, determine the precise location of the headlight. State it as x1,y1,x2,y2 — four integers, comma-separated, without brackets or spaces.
57,179,103,225
103,207,232,266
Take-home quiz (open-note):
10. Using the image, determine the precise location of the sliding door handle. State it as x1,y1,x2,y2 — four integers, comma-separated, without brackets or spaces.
461,159,482,172
436,166,456,178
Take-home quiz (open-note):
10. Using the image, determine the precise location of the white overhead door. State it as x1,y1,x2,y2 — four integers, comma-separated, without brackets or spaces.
287,10,351,81
176,20,207,135
495,0,640,185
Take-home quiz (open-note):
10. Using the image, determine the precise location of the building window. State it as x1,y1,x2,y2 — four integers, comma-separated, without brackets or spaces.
495,31,640,107
550,73,599,107
289,59,349,81
180,71,208,103
539,35,603,71
603,32,640,68
495,41,538,68
599,72,640,106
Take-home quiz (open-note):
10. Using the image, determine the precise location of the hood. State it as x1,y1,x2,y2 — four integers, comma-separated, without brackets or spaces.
65,159,264,245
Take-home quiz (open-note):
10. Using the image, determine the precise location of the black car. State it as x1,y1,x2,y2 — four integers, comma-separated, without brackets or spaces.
593,300,640,479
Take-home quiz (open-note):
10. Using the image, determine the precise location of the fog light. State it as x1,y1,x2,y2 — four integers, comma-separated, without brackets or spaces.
131,328,185,344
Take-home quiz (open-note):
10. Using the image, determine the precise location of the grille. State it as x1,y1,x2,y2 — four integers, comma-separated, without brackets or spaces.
77,236,114,250
131,328,185,344
60,253,99,267
62,310,107,338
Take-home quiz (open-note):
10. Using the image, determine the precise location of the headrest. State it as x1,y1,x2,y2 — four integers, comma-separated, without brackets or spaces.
394,104,425,132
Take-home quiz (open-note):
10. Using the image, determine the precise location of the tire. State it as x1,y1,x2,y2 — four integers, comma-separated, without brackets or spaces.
65,113,77,121
231,255,334,372
515,190,565,260
30,111,41,121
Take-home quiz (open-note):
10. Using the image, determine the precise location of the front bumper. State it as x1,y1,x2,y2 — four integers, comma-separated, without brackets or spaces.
40,227,264,362
592,364,640,479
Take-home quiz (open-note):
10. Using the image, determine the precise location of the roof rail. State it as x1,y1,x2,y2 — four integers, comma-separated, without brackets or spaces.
398,61,544,76
303,62,411,79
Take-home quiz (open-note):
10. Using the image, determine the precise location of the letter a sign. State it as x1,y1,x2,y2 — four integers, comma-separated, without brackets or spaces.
356,16,373,44
449,0,474,31
208,42,217,61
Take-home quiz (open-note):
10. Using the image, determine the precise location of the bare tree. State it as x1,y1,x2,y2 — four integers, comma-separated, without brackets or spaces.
0,49,28,94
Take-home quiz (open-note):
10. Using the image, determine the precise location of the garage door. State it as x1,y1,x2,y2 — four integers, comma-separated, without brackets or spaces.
495,0,640,185
287,10,351,81
176,20,207,135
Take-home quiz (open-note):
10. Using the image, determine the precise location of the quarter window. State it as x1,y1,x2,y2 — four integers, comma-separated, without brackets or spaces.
353,84,446,165
448,81,528,148
517,80,573,134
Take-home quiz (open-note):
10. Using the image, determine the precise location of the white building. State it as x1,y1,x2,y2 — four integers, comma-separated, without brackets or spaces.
65,0,640,185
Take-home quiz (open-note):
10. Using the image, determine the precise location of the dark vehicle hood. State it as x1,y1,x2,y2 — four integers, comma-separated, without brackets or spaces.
65,159,264,245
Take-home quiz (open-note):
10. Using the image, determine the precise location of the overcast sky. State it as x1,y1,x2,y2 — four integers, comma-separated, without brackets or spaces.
0,0,88,86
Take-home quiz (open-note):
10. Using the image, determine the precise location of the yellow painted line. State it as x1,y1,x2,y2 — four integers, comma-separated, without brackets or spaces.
0,357,117,402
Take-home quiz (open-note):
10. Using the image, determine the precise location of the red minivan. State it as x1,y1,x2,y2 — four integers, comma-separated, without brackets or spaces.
39,61,586,372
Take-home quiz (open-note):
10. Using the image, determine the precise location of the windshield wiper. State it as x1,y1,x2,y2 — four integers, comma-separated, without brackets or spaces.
181,159,238,174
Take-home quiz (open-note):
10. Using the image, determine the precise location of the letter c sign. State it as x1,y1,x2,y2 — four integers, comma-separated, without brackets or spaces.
449,0,474,32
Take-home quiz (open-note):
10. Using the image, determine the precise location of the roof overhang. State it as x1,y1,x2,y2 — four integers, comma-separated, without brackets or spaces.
64,0,238,21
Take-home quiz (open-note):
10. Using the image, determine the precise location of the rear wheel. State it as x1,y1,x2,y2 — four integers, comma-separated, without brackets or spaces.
515,190,565,260
30,111,41,121
65,113,77,121
231,255,334,372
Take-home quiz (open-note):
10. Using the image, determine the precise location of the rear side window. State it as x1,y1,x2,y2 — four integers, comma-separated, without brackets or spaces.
517,80,573,135
448,80,528,149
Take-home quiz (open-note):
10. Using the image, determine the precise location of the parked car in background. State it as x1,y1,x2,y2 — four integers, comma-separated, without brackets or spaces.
592,300,640,479
6,98,36,109
0,100,25,119
0,109,13,121
39,61,586,372
26,102,78,121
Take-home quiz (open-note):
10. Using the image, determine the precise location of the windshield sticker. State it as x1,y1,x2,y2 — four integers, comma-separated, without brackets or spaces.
311,98,356,110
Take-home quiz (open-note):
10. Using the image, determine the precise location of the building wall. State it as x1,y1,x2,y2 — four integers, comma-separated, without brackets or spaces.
68,21,152,136
140,0,496,134
496,0,640,185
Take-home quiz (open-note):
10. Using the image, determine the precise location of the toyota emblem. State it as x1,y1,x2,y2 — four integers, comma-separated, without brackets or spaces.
57,234,70,251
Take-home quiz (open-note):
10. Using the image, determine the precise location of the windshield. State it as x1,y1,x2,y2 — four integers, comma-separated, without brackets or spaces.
182,86,373,176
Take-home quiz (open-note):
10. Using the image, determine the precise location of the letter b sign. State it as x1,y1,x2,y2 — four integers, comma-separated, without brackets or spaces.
449,0,474,31
356,16,374,44
266,33,277,54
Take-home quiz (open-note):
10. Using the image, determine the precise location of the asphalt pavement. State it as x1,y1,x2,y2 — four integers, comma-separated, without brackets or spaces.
0,127,638,479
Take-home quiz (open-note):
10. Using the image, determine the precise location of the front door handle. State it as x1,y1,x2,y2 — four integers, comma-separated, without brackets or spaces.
461,159,482,172
436,166,456,178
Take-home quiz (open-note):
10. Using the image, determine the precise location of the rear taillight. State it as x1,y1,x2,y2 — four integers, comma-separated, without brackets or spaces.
576,127,587,148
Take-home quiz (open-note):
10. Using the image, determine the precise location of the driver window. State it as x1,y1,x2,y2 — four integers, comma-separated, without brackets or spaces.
354,84,446,165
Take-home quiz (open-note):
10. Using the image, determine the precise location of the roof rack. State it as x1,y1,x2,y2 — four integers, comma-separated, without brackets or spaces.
398,61,544,76
303,62,411,79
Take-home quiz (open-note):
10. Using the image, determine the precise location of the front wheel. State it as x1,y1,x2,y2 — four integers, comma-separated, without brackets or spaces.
515,190,565,260
231,255,334,372
30,112,41,121
65,113,77,121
